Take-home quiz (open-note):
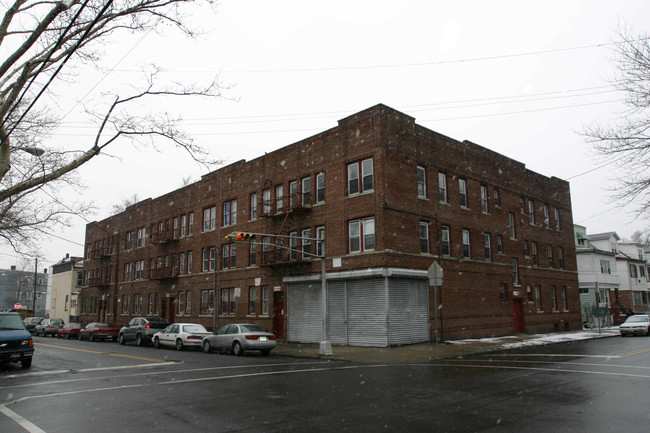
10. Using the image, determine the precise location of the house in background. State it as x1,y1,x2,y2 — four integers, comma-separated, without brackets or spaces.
0,265,49,315
574,225,649,327
50,255,84,323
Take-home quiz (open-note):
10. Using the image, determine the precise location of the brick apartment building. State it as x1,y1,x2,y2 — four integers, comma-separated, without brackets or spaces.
81,104,581,346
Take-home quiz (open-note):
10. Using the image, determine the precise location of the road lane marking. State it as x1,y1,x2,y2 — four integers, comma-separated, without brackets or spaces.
616,347,650,357
484,353,623,359
36,342,168,363
0,404,46,433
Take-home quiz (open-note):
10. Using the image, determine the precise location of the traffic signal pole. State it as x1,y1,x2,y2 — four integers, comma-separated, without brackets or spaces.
226,231,332,355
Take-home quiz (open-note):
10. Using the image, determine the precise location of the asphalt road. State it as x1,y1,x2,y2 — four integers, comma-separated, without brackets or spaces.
1,334,650,432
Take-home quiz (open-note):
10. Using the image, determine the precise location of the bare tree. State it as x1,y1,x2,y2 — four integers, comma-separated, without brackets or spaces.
584,29,650,217
0,0,222,257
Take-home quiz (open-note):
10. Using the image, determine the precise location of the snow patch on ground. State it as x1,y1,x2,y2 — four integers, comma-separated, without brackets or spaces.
447,328,620,350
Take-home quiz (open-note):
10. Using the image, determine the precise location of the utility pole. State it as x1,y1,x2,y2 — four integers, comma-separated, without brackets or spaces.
32,258,38,314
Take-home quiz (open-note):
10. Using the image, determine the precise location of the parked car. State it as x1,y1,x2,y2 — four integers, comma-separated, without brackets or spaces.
153,323,210,350
35,318,65,337
202,323,277,356
23,317,45,335
57,323,83,339
118,316,169,346
78,322,120,342
0,312,34,368
619,314,650,336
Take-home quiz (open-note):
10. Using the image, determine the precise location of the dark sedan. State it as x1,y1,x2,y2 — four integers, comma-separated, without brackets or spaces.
78,322,120,342
57,323,83,339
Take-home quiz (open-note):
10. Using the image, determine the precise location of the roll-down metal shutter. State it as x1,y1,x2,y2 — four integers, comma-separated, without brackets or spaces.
327,281,347,345
287,283,323,343
388,278,429,345
346,279,388,347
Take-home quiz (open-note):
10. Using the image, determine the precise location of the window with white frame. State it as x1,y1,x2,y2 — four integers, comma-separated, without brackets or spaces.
441,225,450,256
417,166,426,198
202,247,216,272
497,235,503,254
347,158,374,195
250,241,257,266
173,217,179,238
547,244,553,268
187,251,192,274
302,176,311,206
203,206,217,231
135,260,145,280
302,228,312,258
316,172,325,203
186,291,191,314
250,193,258,220
316,226,325,257
200,289,214,315
263,188,271,214
558,247,564,269
188,212,194,235
512,258,519,286
125,231,134,250
459,229,470,258
554,208,560,231
221,288,236,314
222,244,236,269
459,178,467,207
561,287,567,310
493,188,500,207
249,287,256,315
289,231,298,261
275,185,283,211
531,242,538,266
262,286,269,315
349,217,375,253
148,293,153,315
289,181,297,207
136,228,146,247
543,205,550,228
419,221,429,254
480,185,488,213
528,200,535,224
535,285,542,310
223,199,237,226
550,286,557,311
178,292,184,314
483,233,491,261
181,214,187,237
438,172,447,203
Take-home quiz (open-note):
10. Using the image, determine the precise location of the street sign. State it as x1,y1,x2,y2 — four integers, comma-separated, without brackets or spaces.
428,262,443,286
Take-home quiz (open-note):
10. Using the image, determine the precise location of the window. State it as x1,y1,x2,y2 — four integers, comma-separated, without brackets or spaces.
187,251,193,274
523,241,529,257
458,179,467,207
494,188,500,207
133,295,142,314
462,229,471,258
554,208,561,231
419,222,429,254
528,200,535,225
547,245,553,268
201,289,214,315
173,217,179,238
483,233,491,261
302,177,311,206
348,158,373,195
302,228,312,259
250,241,257,266
263,188,271,214
520,197,525,214
508,213,516,239
558,247,564,269
497,235,503,254
275,185,283,211
289,181,297,207
480,185,488,213
178,292,184,315
316,226,325,257
250,193,258,220
531,242,538,266
221,288,236,314
316,172,325,203
630,264,638,278
135,260,145,280
289,231,298,261
551,286,557,311
561,287,567,311
222,244,236,269
417,166,427,197
535,285,542,311
148,293,153,315
512,258,519,286
186,291,191,314
543,205,550,229
202,247,216,272
526,285,533,302
262,286,269,315
136,228,146,247
179,252,186,274
122,294,130,314
440,225,450,256
124,262,133,281
249,287,256,315
181,215,187,237
438,173,447,203
188,212,194,235
600,260,611,274
349,217,375,253
125,231,134,250
203,206,217,231
223,199,237,226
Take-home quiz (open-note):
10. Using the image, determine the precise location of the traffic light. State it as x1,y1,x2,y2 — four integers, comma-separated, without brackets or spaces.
225,232,256,242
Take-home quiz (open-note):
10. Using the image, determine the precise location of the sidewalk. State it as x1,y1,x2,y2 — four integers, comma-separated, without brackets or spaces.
273,328,621,364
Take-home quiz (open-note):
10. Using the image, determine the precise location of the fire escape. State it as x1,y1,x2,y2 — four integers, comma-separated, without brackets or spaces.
149,220,178,280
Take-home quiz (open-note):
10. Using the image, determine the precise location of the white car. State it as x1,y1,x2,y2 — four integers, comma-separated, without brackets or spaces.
152,323,210,350
619,314,650,336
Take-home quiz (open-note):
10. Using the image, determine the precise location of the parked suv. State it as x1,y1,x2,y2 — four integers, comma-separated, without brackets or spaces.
23,317,45,335
0,312,34,368
118,317,169,346
35,318,65,337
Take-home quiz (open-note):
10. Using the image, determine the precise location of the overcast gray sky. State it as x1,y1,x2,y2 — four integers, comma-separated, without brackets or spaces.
2,0,649,270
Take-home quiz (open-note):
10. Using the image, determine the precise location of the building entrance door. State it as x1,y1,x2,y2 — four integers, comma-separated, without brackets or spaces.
513,300,525,333
273,291,284,338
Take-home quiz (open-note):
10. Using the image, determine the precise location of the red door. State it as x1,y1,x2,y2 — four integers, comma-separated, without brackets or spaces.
273,291,284,338
513,300,525,333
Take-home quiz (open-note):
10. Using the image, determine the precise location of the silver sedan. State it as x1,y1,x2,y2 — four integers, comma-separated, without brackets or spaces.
153,323,210,350
202,323,277,356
